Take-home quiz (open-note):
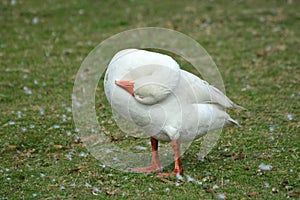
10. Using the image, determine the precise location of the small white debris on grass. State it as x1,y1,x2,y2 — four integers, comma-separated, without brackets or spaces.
8,121,16,125
73,100,81,108
17,111,22,118
105,149,112,153
186,175,195,183
39,108,44,115
264,182,270,188
113,157,118,161
29,124,35,129
86,41,93,46
85,182,92,188
286,114,293,120
74,137,80,143
53,125,60,129
196,181,202,185
79,152,88,157
92,187,100,194
265,45,272,51
269,125,276,132
213,184,220,189
6,177,11,181
78,9,84,15
72,94,81,108
66,107,72,112
241,84,251,91
21,127,27,132
11,0,16,6
259,163,272,171
59,185,65,190
165,187,170,192
23,86,32,95
259,16,265,22
40,173,46,178
61,114,67,122
176,173,183,181
269,136,275,141
135,145,147,150
34,79,38,85
66,131,72,136
272,187,279,193
32,17,39,25
148,187,152,192
70,182,76,187
217,193,226,199
175,182,180,186
75,128,80,133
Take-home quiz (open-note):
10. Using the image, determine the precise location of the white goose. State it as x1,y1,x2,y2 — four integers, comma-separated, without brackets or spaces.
104,49,242,177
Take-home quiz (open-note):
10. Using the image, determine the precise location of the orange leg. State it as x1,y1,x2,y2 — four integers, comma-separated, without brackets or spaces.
156,139,183,177
131,137,163,173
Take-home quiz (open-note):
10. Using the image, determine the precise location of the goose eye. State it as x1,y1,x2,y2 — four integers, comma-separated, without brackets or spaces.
137,94,144,99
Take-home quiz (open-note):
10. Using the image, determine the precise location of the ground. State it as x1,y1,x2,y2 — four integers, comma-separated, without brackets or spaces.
0,0,299,199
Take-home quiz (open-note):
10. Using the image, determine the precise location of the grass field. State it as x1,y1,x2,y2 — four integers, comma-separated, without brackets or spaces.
0,0,299,199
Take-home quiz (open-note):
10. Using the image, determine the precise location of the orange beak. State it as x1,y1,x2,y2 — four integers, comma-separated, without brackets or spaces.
115,80,135,96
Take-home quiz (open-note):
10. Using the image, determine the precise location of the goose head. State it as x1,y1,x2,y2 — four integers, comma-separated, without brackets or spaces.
115,79,174,105
104,49,181,106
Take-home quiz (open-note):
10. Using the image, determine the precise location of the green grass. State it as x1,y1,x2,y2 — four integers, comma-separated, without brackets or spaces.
1,0,299,199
